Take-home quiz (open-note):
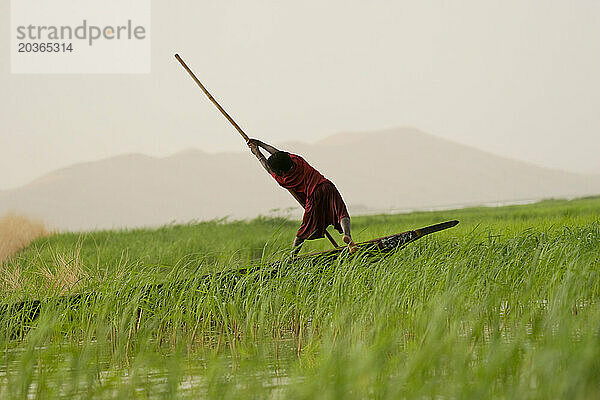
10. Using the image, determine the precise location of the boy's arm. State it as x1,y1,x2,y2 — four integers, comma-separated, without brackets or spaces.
247,140,271,173
255,140,279,155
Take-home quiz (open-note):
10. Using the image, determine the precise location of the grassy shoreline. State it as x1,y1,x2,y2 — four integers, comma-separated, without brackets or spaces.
1,197,599,398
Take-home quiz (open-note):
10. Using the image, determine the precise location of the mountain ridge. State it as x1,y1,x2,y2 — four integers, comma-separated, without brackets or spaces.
1,127,598,231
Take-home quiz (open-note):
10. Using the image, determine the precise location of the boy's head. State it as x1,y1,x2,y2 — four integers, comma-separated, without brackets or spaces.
267,151,294,176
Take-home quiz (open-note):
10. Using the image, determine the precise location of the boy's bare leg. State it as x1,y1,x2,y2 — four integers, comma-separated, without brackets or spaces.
291,236,304,257
340,217,357,253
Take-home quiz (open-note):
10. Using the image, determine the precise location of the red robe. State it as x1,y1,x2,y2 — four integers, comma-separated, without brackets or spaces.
271,154,349,240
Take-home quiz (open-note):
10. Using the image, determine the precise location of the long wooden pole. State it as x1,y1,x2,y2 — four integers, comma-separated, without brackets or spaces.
174,53,340,248
175,54,249,142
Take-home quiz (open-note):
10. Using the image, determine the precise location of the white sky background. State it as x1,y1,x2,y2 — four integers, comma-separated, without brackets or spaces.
1,0,599,189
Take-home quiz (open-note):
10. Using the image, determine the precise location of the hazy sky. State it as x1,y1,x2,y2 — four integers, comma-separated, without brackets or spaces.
2,0,599,189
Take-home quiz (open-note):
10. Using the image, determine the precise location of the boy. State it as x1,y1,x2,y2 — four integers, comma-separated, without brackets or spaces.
247,138,357,255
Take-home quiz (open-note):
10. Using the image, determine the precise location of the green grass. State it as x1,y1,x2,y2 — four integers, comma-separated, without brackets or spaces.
1,196,599,399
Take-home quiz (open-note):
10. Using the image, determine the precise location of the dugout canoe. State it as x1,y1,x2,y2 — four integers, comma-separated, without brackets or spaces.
297,219,457,259
235,219,460,274
1,220,459,333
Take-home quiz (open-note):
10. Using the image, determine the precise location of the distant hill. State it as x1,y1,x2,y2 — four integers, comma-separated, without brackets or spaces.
1,127,598,231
